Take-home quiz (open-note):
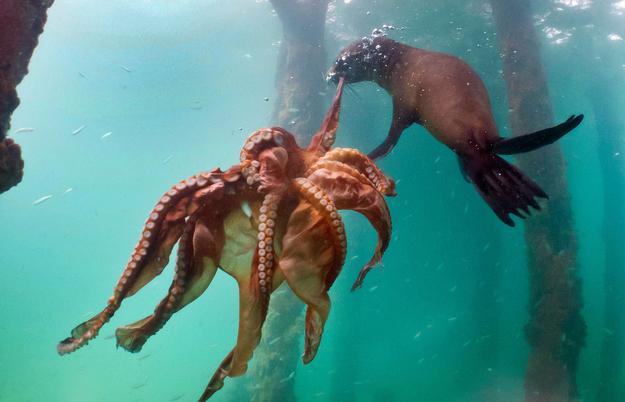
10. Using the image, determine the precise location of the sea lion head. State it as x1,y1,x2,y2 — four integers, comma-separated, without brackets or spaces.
327,36,388,84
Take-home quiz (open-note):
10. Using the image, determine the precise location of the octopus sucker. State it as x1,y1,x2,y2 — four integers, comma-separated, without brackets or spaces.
285,178,346,363
321,147,396,196
58,78,397,400
57,182,205,355
307,167,393,290
115,217,199,353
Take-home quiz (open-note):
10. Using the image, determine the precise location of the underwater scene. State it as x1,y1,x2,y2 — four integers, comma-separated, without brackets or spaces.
1,0,624,401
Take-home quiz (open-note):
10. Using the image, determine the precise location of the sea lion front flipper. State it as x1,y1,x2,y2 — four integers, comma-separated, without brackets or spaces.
493,114,584,155
368,106,411,161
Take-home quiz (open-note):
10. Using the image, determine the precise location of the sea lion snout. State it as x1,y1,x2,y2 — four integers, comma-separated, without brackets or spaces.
328,39,378,84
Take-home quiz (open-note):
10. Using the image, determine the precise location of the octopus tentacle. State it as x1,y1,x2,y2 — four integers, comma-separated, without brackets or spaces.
56,174,218,355
115,180,230,352
307,168,393,291
239,129,295,186
115,216,198,352
307,77,345,155
199,350,235,402
200,197,286,399
306,159,372,190
321,148,396,196
228,192,280,375
278,178,346,363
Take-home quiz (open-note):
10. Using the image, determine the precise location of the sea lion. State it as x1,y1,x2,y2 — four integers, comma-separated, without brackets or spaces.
327,35,583,226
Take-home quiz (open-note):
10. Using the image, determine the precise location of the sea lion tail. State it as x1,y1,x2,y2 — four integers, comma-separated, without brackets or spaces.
458,151,547,226
493,114,583,155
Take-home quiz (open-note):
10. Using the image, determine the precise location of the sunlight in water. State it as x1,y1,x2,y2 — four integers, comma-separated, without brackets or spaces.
613,0,625,15
554,0,593,9
543,26,573,45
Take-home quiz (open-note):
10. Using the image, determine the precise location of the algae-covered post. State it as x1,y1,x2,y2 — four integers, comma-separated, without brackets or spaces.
490,0,586,400
591,60,625,402
248,1,330,402
0,0,54,193
588,5,625,400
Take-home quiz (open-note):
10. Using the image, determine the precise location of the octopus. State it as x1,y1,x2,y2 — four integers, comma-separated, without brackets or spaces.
57,79,396,401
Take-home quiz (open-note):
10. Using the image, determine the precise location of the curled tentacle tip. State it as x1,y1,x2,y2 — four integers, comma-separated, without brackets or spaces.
350,282,362,292
57,338,78,355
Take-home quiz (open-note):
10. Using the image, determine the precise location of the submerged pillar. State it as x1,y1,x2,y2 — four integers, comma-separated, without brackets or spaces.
590,57,625,402
248,1,330,401
490,0,585,400
0,0,54,193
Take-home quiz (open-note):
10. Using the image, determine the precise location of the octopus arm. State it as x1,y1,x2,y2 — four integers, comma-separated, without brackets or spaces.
307,78,344,155
278,178,347,364
115,205,226,352
320,147,396,196
307,167,392,291
200,198,285,401
56,174,225,355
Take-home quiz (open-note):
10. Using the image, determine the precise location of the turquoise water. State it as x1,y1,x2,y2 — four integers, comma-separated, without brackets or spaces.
1,1,623,401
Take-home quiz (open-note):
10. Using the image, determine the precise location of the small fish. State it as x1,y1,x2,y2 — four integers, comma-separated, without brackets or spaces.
449,285,457,292
263,97,269,102
268,337,281,345
315,392,326,397
288,108,300,113
15,127,35,133
368,285,378,292
413,330,421,339
168,395,185,401
138,353,151,361
71,125,86,136
462,339,472,347
63,187,73,195
32,195,53,205
120,65,132,73
101,132,112,139
131,382,147,390
78,72,86,78
243,53,253,59
417,358,425,364
350,255,359,261
279,371,295,383
162,155,174,165
104,334,115,340
448,316,457,322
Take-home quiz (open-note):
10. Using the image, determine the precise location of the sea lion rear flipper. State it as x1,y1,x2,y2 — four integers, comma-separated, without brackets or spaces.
493,114,584,155
458,151,548,226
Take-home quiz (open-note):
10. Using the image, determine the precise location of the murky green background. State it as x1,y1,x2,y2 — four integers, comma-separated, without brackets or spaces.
1,1,623,401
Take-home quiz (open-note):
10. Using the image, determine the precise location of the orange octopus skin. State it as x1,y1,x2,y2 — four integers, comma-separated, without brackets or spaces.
57,78,396,401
